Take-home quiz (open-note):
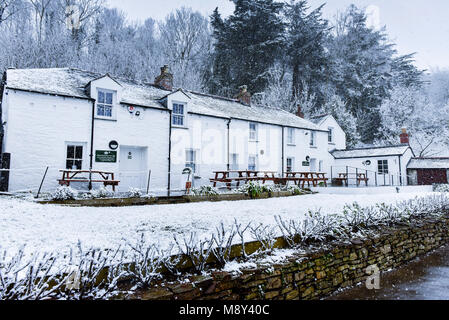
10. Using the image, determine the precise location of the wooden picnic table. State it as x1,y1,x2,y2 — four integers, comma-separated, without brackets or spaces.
285,172,328,188
335,173,369,187
58,169,120,191
210,170,278,189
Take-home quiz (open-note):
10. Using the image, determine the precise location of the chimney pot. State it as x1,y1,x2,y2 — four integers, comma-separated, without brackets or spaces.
296,105,305,118
400,127,410,144
236,85,251,105
154,65,173,91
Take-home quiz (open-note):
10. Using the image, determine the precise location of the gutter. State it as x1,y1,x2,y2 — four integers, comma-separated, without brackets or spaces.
88,98,96,190
227,119,232,171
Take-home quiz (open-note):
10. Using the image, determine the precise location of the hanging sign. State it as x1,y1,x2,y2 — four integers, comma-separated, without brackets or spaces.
95,150,117,163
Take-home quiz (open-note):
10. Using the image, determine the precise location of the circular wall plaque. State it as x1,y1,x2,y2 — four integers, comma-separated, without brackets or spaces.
109,140,119,150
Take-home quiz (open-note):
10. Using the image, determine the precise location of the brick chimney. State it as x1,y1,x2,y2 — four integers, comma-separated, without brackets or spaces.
400,127,410,144
236,85,251,105
154,65,173,91
296,105,305,118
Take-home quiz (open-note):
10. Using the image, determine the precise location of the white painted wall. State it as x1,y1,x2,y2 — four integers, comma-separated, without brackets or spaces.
3,89,169,193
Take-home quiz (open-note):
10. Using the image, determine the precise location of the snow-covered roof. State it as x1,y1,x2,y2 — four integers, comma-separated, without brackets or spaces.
408,158,449,169
4,68,322,131
310,114,332,125
331,145,412,159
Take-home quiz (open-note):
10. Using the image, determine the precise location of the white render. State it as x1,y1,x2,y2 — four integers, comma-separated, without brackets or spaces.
1,67,422,193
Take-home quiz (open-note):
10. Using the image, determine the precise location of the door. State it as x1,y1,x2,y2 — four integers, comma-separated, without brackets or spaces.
417,169,448,185
310,159,317,172
119,146,147,191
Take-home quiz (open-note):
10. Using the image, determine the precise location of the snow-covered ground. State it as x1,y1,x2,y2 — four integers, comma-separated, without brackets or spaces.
0,187,437,259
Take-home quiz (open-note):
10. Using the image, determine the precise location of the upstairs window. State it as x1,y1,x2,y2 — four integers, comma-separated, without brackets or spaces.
328,127,334,143
97,90,113,117
287,128,295,145
66,145,83,170
310,131,316,147
378,160,389,174
249,123,258,141
173,103,185,126
186,149,197,173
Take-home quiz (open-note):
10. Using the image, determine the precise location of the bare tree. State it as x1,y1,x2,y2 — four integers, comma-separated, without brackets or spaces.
0,0,21,24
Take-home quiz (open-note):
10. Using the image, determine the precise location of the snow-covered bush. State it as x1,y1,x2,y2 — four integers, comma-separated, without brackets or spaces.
90,187,114,199
238,181,274,198
250,224,277,254
60,242,126,300
127,188,143,198
211,223,236,268
174,232,214,274
434,184,449,193
0,247,66,300
192,186,219,197
52,186,78,201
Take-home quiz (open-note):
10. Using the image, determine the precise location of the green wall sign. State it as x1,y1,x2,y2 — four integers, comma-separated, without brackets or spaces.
302,161,310,167
95,150,117,163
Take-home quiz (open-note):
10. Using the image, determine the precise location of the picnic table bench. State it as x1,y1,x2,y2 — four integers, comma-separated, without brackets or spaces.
210,170,277,189
334,173,369,187
58,170,120,191
285,172,328,188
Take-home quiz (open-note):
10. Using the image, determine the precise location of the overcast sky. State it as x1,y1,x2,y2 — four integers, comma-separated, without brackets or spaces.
106,0,449,71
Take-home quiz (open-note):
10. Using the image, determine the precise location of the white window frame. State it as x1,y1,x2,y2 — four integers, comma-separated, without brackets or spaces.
310,131,316,147
378,160,389,175
65,142,86,170
328,127,334,143
248,155,257,171
287,128,295,145
172,102,186,127
286,157,294,173
249,123,258,142
186,149,198,174
96,88,115,120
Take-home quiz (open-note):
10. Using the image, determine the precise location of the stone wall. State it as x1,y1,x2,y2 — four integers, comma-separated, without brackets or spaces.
133,216,449,300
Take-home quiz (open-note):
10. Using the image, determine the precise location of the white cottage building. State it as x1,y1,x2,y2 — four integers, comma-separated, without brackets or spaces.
0,67,347,193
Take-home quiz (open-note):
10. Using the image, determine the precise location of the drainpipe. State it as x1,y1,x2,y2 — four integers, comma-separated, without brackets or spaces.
281,126,285,177
167,110,172,197
227,119,232,171
0,72,6,154
398,155,402,186
88,98,95,190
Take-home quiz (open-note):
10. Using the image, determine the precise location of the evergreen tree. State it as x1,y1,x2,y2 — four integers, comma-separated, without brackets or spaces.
208,0,285,96
285,0,330,110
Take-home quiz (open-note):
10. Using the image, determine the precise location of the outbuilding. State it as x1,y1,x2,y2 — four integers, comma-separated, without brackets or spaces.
407,158,449,185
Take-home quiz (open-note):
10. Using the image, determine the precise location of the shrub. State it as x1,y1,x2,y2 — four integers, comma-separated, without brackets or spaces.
238,181,272,198
127,188,143,198
52,186,78,201
434,184,449,193
90,187,114,199
192,186,219,197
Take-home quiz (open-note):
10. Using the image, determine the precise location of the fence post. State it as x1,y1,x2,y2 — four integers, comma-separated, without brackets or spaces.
346,166,349,187
356,167,359,187
375,172,378,187
146,170,152,195
36,166,49,199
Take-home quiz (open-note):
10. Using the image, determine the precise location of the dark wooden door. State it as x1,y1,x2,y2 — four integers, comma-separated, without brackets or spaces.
417,169,448,185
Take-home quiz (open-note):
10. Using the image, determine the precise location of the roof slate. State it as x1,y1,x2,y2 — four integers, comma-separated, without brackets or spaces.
331,145,411,159
5,68,321,131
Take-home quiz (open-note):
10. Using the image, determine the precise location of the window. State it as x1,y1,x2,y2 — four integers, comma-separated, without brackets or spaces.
186,149,197,173
378,160,389,174
249,123,258,141
97,89,113,117
286,158,294,173
328,127,334,143
173,103,185,126
66,145,83,170
248,155,257,171
310,131,316,147
287,128,295,145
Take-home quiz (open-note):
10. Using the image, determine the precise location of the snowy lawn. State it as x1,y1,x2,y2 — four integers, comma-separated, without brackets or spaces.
0,188,437,259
